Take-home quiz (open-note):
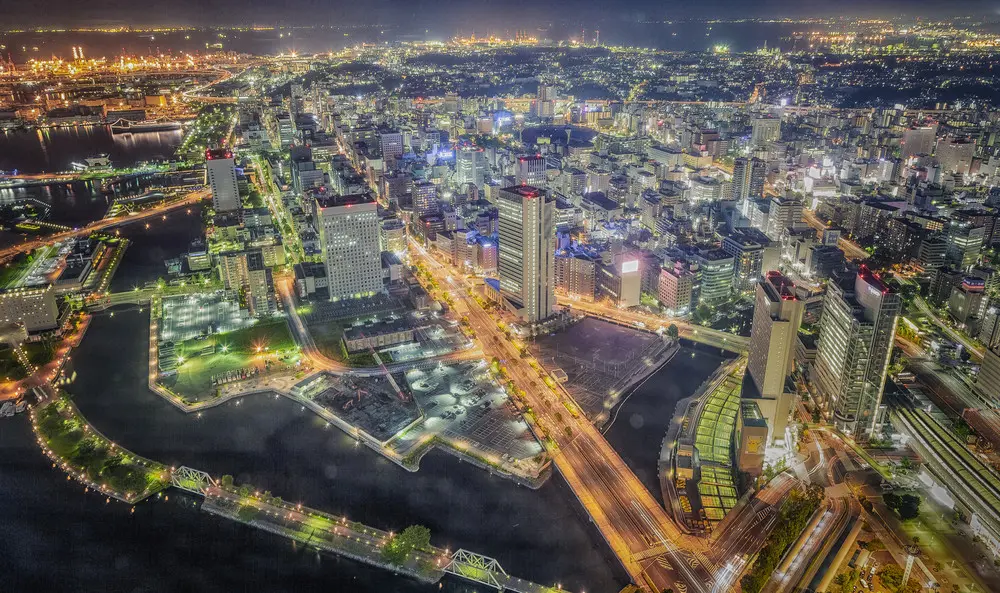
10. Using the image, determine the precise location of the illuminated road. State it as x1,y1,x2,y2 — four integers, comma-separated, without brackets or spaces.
802,208,870,261
559,299,749,354
0,189,209,263
712,473,796,565
912,294,985,361
409,239,720,593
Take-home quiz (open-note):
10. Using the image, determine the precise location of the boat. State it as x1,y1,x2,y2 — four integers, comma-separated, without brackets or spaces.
110,119,182,134
71,154,112,171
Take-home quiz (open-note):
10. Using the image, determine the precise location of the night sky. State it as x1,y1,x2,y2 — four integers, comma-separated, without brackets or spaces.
4,0,997,29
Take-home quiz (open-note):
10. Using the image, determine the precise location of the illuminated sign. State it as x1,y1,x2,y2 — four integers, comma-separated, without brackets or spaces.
621,260,639,274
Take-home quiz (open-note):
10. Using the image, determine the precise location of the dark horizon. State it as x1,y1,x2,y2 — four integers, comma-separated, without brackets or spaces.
4,1,1000,30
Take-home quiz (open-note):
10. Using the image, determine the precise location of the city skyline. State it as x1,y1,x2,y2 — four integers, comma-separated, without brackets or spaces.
4,11,1000,593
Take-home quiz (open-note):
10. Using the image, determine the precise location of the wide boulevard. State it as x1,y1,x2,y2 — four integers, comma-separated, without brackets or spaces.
408,239,723,593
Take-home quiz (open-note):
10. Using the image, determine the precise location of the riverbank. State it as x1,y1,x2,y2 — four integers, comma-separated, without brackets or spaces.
146,304,549,489
25,389,556,592
31,394,169,504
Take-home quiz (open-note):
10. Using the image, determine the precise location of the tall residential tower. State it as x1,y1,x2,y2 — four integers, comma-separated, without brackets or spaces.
746,271,804,445
206,148,241,212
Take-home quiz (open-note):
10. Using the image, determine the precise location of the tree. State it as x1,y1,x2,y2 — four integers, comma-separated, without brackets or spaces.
834,569,859,593
884,492,921,520
666,324,679,340
382,524,431,565
898,493,921,519
398,525,431,551
878,565,903,590
220,474,234,488
236,505,259,522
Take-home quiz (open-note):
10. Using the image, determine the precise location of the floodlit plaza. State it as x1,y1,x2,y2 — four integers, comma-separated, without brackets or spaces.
394,361,545,468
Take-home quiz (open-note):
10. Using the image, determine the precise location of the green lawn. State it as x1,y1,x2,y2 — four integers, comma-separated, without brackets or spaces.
306,320,378,367
23,339,57,367
35,399,168,500
166,318,299,399
306,321,345,361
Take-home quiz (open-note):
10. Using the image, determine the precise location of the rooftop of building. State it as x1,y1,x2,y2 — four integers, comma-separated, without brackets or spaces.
740,400,768,428
343,317,413,341
501,185,545,198
858,264,891,294
581,191,620,211
315,193,376,209
763,270,799,301
206,148,233,161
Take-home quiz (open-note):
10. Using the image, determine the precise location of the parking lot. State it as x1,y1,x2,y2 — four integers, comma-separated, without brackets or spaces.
160,292,254,343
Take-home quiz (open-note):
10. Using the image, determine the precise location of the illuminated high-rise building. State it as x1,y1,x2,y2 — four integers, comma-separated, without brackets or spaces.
205,148,241,212
730,157,767,201
497,185,555,323
456,146,486,189
813,267,900,441
746,271,804,445
515,155,546,186
901,125,937,161
313,193,384,301
751,117,781,147
413,181,439,218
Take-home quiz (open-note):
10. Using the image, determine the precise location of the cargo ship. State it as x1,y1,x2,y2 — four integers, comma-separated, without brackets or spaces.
110,119,182,134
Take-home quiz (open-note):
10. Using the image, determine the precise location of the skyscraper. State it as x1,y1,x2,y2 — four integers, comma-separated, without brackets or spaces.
901,125,937,161
536,81,556,119
813,267,901,441
936,137,976,176
313,193,384,301
730,157,767,201
746,271,804,445
751,117,781,147
412,181,439,218
456,146,486,189
765,196,804,241
206,148,241,212
497,185,555,323
976,346,1000,406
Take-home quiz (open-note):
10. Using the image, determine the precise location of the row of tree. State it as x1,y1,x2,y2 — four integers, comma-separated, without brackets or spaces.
740,484,825,593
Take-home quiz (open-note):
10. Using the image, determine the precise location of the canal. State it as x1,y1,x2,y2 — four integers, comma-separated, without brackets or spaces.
1,211,734,593
53,308,625,592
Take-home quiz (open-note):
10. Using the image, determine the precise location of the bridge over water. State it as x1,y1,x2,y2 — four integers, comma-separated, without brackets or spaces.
170,466,559,593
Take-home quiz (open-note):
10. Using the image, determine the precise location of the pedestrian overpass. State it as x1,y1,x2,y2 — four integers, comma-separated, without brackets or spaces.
170,468,559,592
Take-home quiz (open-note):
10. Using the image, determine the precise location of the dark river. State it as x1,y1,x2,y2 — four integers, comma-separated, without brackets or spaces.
0,126,183,175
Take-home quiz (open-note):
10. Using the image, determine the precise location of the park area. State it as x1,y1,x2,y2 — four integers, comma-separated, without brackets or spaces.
160,317,300,399
0,339,58,381
33,396,168,502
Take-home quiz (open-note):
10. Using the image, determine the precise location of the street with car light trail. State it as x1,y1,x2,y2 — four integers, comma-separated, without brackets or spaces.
407,237,730,593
